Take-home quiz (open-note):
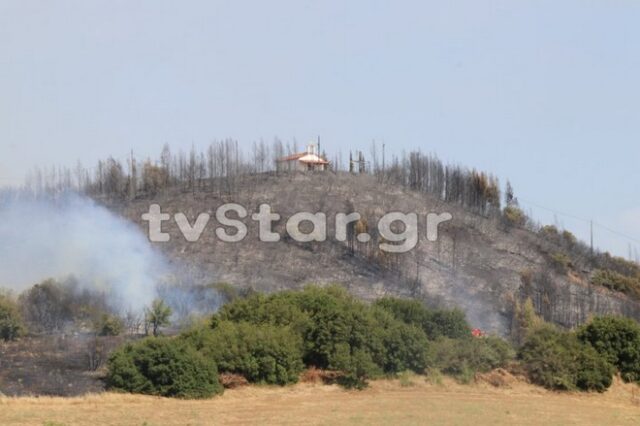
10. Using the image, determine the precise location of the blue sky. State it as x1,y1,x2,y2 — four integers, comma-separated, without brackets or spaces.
1,0,639,257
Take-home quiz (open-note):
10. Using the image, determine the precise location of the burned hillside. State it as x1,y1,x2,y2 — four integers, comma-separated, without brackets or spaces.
106,171,640,336
14,142,640,336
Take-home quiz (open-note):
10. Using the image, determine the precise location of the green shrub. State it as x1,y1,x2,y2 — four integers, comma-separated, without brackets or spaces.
518,326,576,390
550,252,572,274
372,308,430,374
374,297,471,339
518,324,613,392
575,345,615,392
510,298,544,345
562,230,577,246
594,253,640,278
332,347,379,389
106,337,222,399
428,336,514,381
96,314,124,336
539,225,559,238
427,309,471,339
577,316,640,383
503,205,526,227
214,286,432,388
373,298,428,328
296,287,380,375
181,321,304,385
144,299,172,337
591,269,640,298
0,294,24,341
215,291,309,331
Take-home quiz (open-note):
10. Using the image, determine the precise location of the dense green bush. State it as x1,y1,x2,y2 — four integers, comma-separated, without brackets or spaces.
574,345,615,392
181,321,304,385
428,336,515,382
214,286,432,387
103,286,640,397
106,337,222,399
427,310,471,340
374,297,471,339
292,287,383,378
0,294,24,341
518,324,613,392
370,308,430,374
577,316,640,383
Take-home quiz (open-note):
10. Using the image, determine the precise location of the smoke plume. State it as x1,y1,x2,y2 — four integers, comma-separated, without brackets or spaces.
0,191,168,311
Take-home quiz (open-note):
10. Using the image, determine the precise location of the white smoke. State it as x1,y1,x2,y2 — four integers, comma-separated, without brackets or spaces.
0,191,168,311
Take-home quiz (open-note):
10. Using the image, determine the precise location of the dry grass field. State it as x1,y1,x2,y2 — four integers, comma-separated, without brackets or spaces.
0,374,639,426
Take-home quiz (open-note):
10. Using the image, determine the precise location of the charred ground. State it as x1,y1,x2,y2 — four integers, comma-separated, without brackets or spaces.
108,171,640,335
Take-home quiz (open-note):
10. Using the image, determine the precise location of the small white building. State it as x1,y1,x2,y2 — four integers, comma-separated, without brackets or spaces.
276,143,329,172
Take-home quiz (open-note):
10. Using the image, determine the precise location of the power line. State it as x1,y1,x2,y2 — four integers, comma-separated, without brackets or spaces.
518,197,640,247
519,197,591,224
592,221,640,246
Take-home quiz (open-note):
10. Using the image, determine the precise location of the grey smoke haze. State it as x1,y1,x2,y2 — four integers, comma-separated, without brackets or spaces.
0,191,168,311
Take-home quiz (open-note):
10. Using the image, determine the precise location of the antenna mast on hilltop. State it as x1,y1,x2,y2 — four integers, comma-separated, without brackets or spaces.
349,150,367,174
